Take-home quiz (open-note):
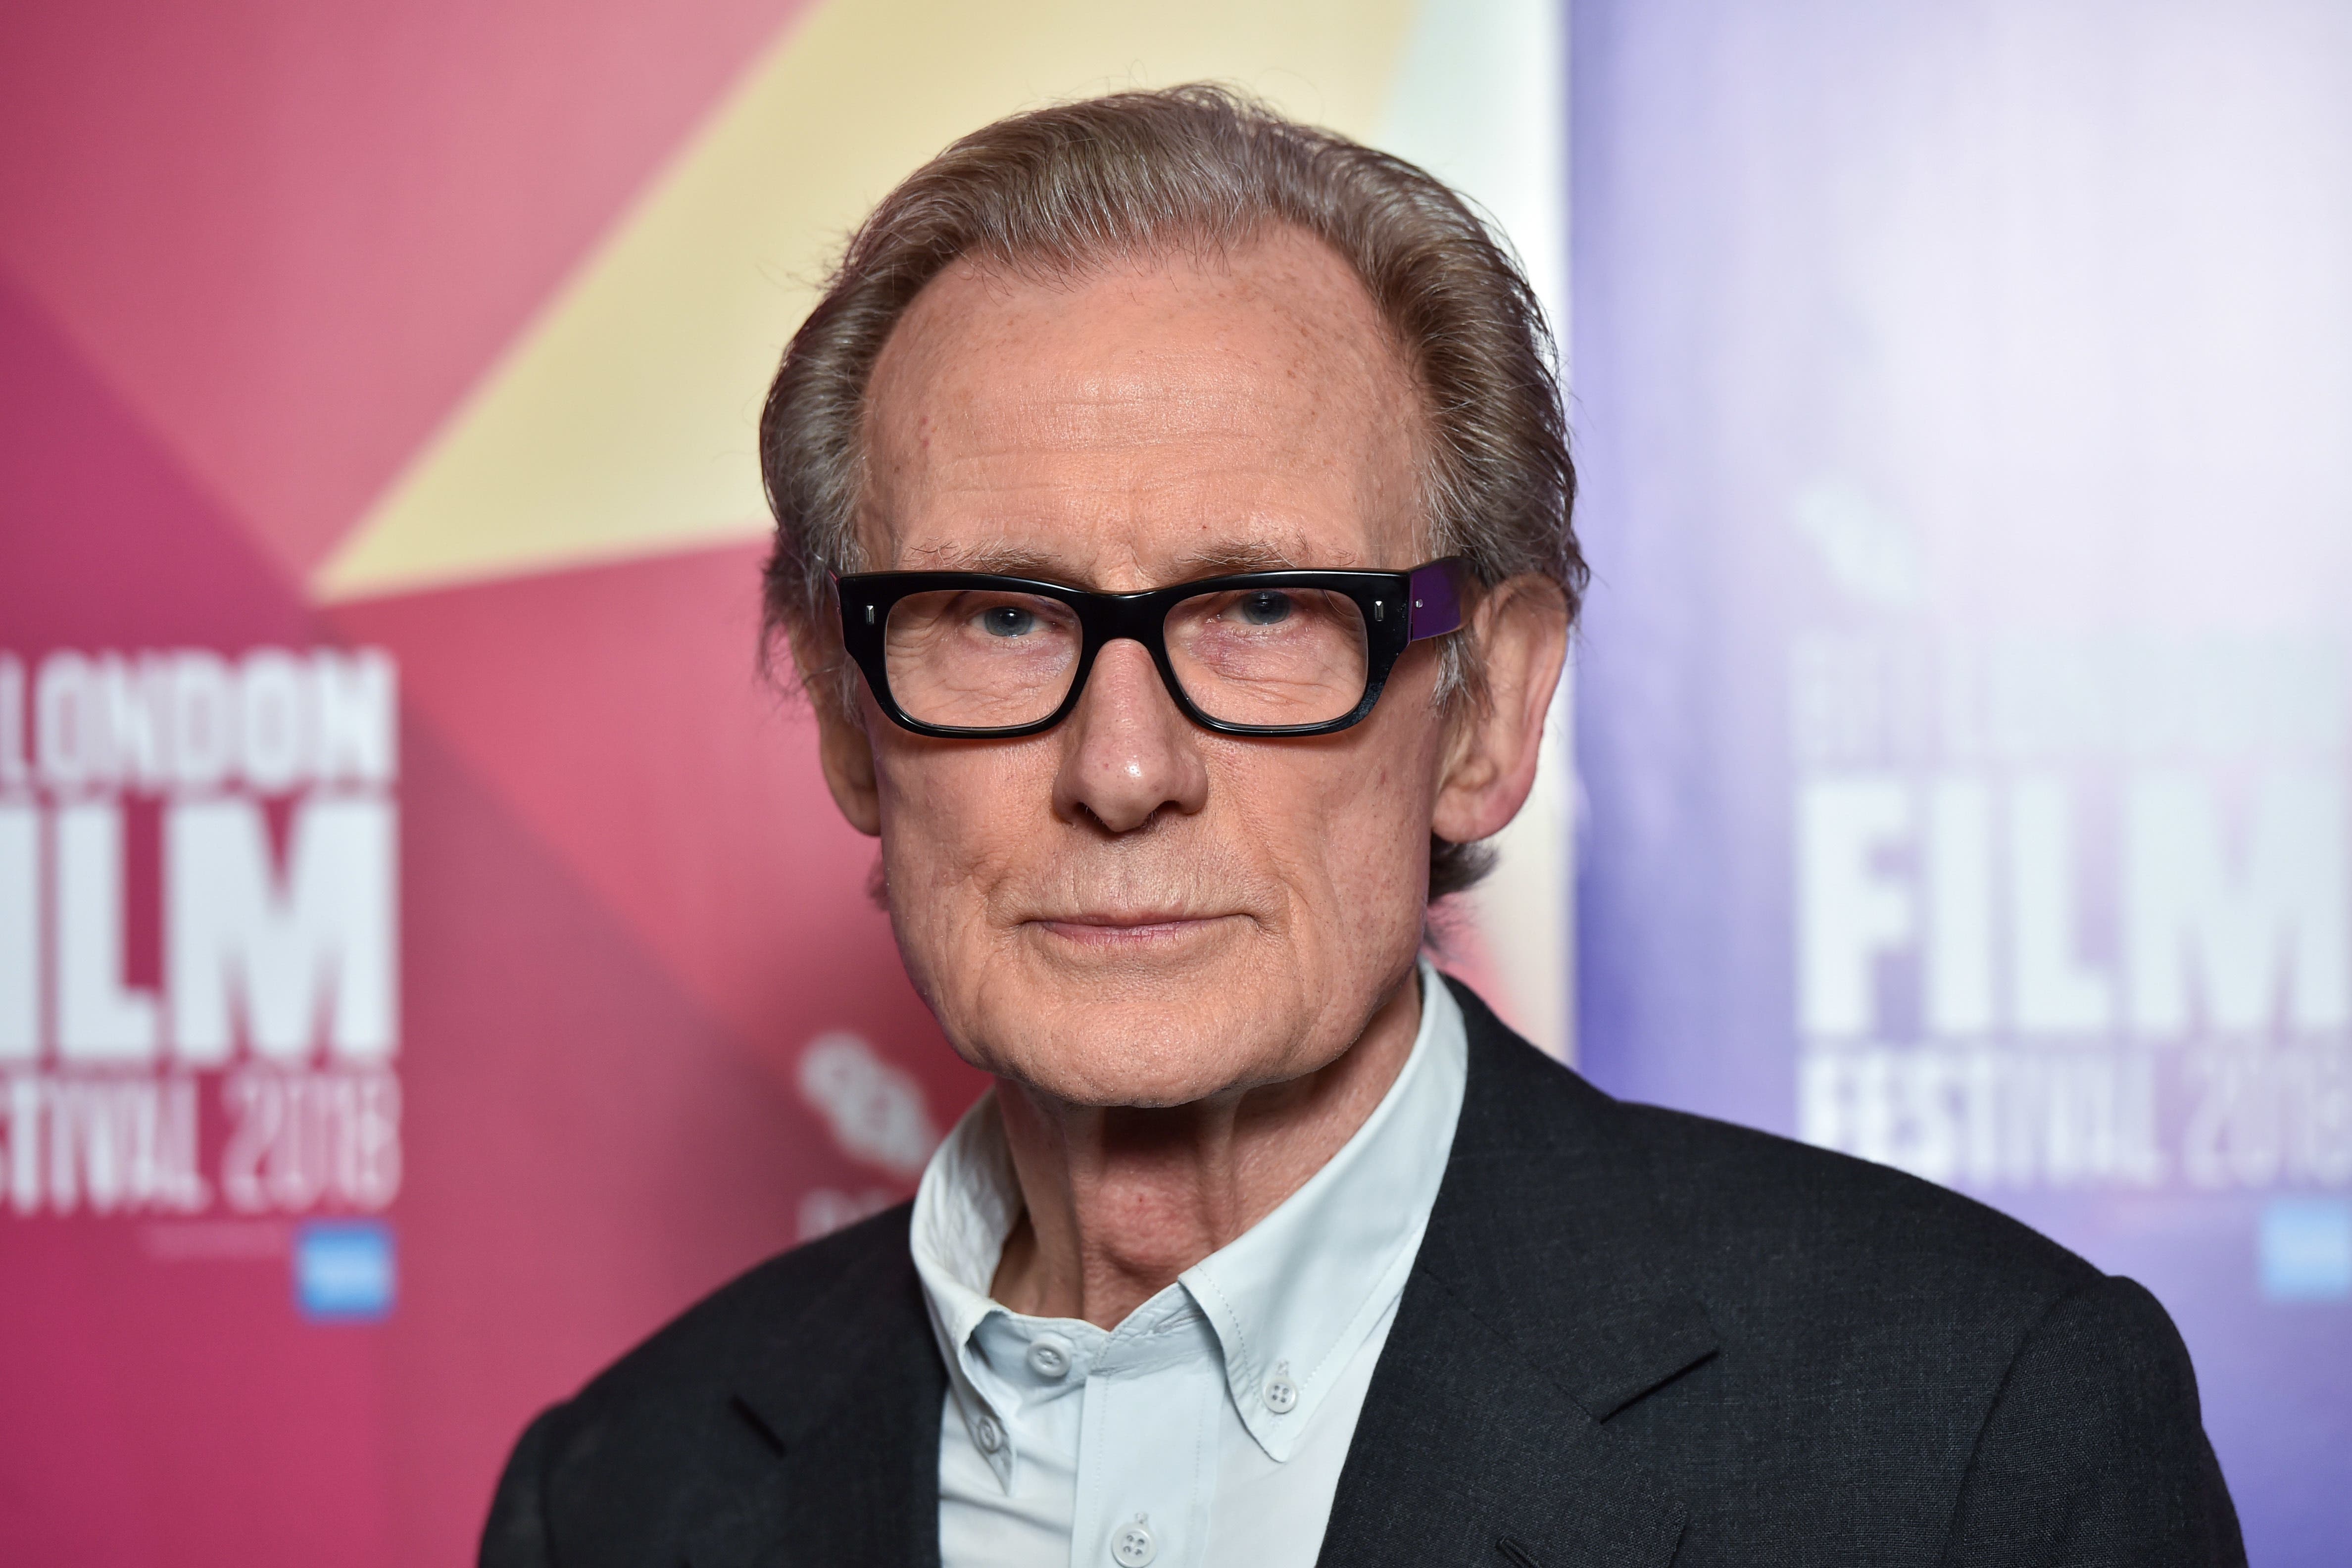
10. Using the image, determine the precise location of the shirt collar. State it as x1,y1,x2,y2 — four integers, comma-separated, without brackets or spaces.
910,1089,1022,1363
908,959,1468,1471
909,1085,1037,1491
1181,959,1467,1461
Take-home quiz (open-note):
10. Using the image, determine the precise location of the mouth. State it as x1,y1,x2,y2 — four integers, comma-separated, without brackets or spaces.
1027,912,1242,948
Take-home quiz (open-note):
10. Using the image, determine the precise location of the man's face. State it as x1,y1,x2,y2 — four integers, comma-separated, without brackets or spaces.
822,230,1470,1106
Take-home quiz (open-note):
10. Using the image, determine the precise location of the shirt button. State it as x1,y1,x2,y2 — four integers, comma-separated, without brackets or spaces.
1262,1370,1299,1415
1027,1334,1073,1380
1111,1515,1157,1567
974,1413,1004,1454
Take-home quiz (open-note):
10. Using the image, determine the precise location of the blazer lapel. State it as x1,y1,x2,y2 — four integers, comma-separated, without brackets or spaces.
1316,981,1717,1568
687,1231,946,1568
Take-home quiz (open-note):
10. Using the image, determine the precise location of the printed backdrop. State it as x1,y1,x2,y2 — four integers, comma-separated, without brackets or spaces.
13,1,2341,1564
0,2,1566,1563
1571,2,2352,1564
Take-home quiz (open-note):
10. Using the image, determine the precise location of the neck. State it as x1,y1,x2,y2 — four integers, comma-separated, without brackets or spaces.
987,967,1423,1328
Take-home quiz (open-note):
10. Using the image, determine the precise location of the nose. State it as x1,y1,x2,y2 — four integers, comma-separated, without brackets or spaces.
1052,640,1210,834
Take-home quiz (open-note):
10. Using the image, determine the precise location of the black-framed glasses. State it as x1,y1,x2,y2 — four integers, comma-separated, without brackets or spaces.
833,558,1468,737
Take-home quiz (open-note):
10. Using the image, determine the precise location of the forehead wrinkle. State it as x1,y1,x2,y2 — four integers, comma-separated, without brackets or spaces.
889,393,1380,523
875,419,1355,573
924,369,1359,464
900,416,1287,493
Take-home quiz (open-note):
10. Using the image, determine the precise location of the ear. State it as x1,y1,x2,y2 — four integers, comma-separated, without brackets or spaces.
784,622,883,837
1430,575,1570,846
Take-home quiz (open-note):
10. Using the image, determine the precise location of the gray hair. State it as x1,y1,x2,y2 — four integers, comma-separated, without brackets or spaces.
759,84,1582,898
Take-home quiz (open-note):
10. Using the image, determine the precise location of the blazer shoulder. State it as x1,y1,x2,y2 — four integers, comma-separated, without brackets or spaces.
559,1200,918,1437
1443,977,2097,1317
527,1203,917,1495
487,1202,924,1566
1613,1095,2097,1302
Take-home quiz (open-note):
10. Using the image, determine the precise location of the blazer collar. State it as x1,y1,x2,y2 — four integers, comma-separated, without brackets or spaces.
690,1218,946,1568
1315,978,1716,1568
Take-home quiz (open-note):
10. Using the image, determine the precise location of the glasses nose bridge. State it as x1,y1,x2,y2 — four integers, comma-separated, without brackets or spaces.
1073,587,1187,717
1086,585,1175,642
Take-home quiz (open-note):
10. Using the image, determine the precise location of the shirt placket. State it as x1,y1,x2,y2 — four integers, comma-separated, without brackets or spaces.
1069,1300,1225,1568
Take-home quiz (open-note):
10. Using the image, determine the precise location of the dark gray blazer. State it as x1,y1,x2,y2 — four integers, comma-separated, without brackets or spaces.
482,980,2243,1567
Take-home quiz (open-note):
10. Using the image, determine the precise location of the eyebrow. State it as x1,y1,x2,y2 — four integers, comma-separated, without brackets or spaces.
909,541,1075,577
1166,540,1323,577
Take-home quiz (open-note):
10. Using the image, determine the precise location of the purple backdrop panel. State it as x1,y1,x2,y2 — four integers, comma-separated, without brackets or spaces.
1570,2,2352,1563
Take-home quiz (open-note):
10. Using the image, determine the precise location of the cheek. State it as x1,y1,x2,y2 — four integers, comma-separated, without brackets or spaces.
1224,724,1440,933
871,740,1044,943
1333,689,1456,928
1335,756,1436,912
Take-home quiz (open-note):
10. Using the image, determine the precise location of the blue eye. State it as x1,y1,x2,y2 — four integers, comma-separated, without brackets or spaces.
1237,591,1293,627
980,606,1036,637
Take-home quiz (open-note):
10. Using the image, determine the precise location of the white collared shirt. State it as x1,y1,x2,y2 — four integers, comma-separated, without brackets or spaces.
910,960,1468,1568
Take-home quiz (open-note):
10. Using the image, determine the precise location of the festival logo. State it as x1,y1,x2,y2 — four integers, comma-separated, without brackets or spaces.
0,647,400,1239
1784,490,2352,1205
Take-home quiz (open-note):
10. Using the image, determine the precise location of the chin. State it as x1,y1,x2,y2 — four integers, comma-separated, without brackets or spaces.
911,912,1406,1107
962,992,1323,1109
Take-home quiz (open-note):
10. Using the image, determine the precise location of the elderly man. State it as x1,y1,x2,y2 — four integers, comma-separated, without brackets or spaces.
482,88,2241,1568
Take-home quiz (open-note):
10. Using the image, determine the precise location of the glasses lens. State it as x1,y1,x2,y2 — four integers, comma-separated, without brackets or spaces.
883,589,1081,729
1164,587,1370,729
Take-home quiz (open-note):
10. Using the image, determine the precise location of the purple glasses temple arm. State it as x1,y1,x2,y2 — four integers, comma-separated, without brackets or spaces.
1406,559,1466,641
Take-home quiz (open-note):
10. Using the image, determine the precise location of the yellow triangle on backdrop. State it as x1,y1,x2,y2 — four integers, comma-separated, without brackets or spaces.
312,0,1418,603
